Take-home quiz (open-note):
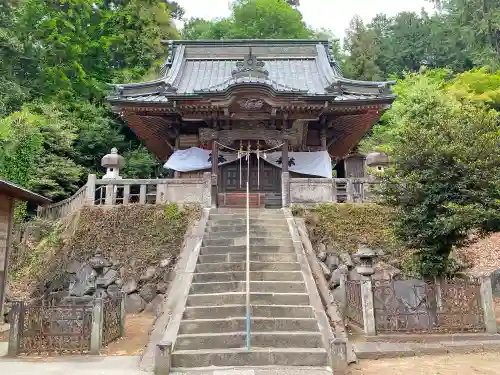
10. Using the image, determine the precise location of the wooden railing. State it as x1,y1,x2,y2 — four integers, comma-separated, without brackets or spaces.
37,184,88,220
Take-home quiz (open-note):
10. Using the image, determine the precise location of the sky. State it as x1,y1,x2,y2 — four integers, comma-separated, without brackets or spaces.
175,0,435,39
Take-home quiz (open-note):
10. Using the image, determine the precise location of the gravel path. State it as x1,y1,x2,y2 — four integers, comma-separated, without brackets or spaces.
349,352,500,375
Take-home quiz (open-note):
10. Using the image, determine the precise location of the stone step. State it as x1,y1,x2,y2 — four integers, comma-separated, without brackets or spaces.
215,208,283,214
171,347,328,368
207,219,288,227
205,230,291,239
193,270,303,283
354,340,500,360
190,281,306,294
198,253,298,264
200,245,295,255
209,214,285,220
186,292,310,306
183,305,315,320
202,237,293,247
174,331,324,350
195,261,301,273
205,224,290,233
179,317,320,335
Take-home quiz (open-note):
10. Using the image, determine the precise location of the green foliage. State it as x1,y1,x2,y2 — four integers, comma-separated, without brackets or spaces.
446,68,500,109
438,0,500,69
182,0,313,40
304,203,398,254
377,76,500,277
343,16,383,81
0,109,44,186
122,147,159,178
0,0,174,206
342,1,498,81
360,68,500,153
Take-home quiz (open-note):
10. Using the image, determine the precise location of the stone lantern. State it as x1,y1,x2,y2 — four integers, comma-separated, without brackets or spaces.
88,250,112,299
102,147,125,179
366,151,389,173
88,250,111,275
353,245,378,277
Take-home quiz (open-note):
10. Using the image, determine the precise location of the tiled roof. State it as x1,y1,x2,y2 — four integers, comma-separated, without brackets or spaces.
108,40,395,103
177,59,320,94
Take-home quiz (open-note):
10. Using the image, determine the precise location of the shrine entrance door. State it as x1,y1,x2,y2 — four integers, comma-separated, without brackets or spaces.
218,154,282,208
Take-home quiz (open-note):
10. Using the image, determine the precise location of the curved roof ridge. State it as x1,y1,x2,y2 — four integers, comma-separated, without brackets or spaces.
162,39,331,46
164,44,186,87
195,76,306,94
314,43,339,86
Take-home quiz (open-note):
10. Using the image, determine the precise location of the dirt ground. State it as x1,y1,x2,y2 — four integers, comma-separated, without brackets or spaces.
349,352,500,375
101,313,156,356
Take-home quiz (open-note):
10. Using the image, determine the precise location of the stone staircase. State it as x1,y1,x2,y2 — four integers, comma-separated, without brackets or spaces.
168,209,330,370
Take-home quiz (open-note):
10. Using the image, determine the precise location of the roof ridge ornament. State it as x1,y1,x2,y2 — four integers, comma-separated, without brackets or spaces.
232,47,269,79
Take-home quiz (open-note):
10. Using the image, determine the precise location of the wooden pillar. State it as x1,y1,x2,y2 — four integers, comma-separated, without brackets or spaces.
282,118,290,172
0,196,13,319
174,134,181,178
211,121,219,208
320,116,327,151
281,117,290,207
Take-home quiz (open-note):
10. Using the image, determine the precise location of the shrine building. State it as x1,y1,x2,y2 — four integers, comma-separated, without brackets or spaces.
107,39,395,207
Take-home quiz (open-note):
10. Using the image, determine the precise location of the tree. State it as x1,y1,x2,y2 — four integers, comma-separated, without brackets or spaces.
343,16,383,81
0,0,174,205
182,0,313,40
437,0,500,69
0,109,43,187
165,1,185,20
447,68,500,110
0,0,31,116
378,74,500,277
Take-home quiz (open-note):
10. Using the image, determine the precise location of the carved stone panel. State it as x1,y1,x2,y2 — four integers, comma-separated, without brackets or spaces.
198,128,219,142
237,98,264,110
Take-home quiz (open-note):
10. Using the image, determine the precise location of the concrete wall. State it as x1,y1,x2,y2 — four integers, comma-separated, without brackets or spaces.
290,178,335,204
0,195,13,317
160,180,208,205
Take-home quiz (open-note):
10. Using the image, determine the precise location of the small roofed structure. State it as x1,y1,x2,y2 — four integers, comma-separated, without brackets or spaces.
0,180,50,317
366,151,390,172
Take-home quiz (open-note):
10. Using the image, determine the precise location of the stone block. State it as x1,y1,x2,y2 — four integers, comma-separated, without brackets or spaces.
339,252,353,268
140,266,157,282
139,284,158,303
490,270,500,297
69,264,96,297
122,279,138,294
107,284,121,298
325,254,340,270
160,257,172,268
329,268,342,288
145,294,165,316
97,268,118,288
319,261,331,277
125,293,146,314
317,252,327,262
66,260,82,274
156,282,168,294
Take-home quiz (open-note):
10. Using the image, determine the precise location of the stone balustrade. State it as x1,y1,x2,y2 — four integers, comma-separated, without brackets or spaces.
91,173,211,208
38,174,378,220
290,177,379,205
38,172,212,220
